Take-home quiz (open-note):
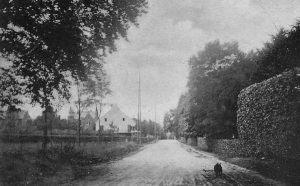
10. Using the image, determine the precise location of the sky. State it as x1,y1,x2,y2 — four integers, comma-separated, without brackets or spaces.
25,0,300,124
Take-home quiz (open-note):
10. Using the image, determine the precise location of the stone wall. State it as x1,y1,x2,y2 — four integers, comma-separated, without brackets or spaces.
209,139,243,157
196,137,243,157
237,68,300,159
182,69,300,159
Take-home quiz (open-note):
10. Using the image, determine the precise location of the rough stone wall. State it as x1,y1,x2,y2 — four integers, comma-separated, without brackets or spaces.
210,139,243,157
237,68,300,159
197,137,243,157
184,69,299,159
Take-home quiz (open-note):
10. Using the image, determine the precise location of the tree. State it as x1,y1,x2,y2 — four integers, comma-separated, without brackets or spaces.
0,68,23,109
186,40,256,138
0,0,148,150
252,20,300,83
74,68,111,144
74,80,84,145
163,110,176,133
83,68,111,136
136,119,162,137
172,93,189,137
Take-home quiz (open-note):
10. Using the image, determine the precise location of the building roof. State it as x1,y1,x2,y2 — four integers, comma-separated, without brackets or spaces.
100,105,135,124
101,105,125,118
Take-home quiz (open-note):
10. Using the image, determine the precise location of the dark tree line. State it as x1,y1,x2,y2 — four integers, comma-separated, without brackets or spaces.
164,19,300,139
134,119,163,138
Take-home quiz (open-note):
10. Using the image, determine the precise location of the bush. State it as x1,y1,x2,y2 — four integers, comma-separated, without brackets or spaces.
237,68,300,159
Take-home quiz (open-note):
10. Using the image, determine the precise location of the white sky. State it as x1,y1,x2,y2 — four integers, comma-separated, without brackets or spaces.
25,0,300,124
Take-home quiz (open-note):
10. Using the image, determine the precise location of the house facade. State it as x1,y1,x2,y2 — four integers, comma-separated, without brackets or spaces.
95,105,136,134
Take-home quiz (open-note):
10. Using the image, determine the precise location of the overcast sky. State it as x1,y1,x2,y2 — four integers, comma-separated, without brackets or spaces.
28,0,300,124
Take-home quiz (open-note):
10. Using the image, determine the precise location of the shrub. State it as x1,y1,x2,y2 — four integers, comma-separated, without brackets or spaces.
237,68,300,159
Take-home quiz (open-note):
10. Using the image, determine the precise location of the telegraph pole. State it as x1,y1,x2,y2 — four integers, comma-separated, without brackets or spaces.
154,104,157,141
137,72,141,144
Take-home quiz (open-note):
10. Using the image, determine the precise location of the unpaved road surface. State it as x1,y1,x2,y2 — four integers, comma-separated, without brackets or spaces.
72,140,286,186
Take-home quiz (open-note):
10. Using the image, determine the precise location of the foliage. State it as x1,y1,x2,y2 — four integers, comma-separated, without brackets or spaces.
0,0,147,105
172,93,189,137
0,0,148,82
163,93,189,138
0,0,147,149
173,20,300,139
0,141,139,185
185,40,256,138
163,110,175,132
0,68,23,108
252,20,300,83
237,68,300,158
33,115,76,131
134,119,163,137
80,68,112,135
173,20,300,140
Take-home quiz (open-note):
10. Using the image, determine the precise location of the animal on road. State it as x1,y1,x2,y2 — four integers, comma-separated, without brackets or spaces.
214,163,222,177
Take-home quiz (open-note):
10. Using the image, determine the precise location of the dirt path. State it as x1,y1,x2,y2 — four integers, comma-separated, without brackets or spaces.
70,140,287,186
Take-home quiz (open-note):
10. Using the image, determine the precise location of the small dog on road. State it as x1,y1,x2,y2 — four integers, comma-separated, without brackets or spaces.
214,163,222,177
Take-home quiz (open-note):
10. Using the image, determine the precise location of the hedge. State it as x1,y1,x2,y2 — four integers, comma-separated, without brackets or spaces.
237,68,300,159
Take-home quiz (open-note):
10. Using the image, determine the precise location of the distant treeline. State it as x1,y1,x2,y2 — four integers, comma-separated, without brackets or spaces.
133,118,164,138
164,20,300,139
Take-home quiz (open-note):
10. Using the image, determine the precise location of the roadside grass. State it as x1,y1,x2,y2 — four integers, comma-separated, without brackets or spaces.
0,141,140,186
190,145,300,186
220,156,300,186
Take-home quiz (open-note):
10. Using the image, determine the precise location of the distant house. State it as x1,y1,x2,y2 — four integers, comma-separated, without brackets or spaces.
0,107,32,131
95,105,136,134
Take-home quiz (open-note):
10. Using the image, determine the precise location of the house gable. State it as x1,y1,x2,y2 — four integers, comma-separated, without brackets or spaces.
96,105,135,133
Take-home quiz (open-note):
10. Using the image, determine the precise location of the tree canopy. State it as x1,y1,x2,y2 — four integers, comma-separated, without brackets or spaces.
165,40,257,139
0,0,148,108
252,21,300,82
170,20,300,139
0,0,147,149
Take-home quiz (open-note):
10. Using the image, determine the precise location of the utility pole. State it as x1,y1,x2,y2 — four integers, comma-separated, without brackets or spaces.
137,72,142,144
154,104,157,141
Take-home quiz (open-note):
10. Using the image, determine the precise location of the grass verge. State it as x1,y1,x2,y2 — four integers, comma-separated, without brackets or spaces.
220,156,300,186
191,145,300,186
0,141,140,186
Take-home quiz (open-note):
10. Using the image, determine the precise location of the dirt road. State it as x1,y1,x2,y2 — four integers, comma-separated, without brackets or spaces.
72,140,286,186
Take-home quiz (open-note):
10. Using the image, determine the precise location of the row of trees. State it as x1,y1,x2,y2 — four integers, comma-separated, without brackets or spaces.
1,107,77,133
164,20,300,139
0,0,148,150
138,119,164,138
